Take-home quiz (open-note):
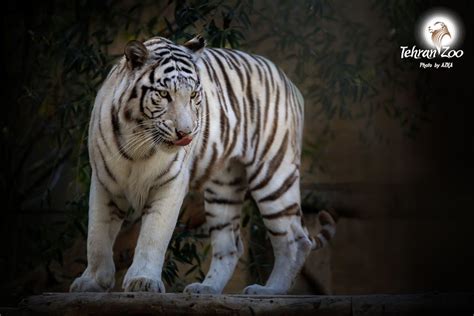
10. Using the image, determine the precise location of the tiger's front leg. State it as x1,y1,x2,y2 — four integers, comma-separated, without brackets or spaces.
70,177,126,292
122,174,188,293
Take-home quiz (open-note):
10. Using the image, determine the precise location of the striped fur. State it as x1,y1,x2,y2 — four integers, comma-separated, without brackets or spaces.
70,36,336,295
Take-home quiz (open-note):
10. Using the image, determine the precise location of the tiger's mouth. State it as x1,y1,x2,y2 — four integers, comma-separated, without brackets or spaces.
151,125,194,147
173,135,193,146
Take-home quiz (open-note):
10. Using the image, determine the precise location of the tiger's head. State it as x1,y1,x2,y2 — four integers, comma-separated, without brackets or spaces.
116,36,205,156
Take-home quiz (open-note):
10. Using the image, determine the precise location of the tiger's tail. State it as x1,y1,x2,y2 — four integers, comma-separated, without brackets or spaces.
310,210,337,251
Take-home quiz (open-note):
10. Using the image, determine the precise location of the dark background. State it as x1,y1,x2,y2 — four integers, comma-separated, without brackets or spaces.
1,0,473,308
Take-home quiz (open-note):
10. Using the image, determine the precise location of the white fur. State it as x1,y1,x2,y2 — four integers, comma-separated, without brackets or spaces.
71,37,334,295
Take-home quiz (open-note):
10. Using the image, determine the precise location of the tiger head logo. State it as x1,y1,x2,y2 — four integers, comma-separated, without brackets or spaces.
428,21,451,51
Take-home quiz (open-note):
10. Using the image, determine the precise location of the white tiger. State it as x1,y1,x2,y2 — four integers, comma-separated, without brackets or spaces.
70,35,336,295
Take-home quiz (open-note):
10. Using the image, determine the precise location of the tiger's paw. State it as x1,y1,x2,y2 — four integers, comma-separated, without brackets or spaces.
184,283,219,294
123,276,165,293
243,284,285,295
70,275,110,292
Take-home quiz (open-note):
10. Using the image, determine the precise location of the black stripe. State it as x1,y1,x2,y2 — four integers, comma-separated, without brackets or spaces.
97,144,117,183
159,56,172,66
153,153,179,183
251,132,288,191
258,170,298,203
285,83,294,121
262,203,299,220
261,65,271,135
117,80,132,107
252,96,261,146
245,65,255,123
213,49,244,90
193,142,218,189
209,50,241,158
248,163,265,184
267,228,287,236
171,51,192,60
111,106,133,161
220,106,230,150
257,56,275,92
235,235,241,248
91,158,112,196
169,54,192,64
259,88,280,160
106,65,118,79
155,50,170,57
251,55,263,82
149,69,155,83
246,96,262,166
201,57,230,154
153,154,185,190
197,78,211,159
163,66,175,73
190,159,199,184
174,58,195,70
139,86,149,117
180,67,193,74
205,188,217,195
242,95,249,158
211,177,243,186
158,169,180,188
129,87,138,100
209,222,231,234
98,105,113,154
202,54,231,151
246,130,260,167
277,69,289,123
204,197,242,205
231,50,253,74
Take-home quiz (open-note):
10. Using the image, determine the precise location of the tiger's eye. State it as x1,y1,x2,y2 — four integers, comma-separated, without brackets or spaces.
190,91,197,99
159,90,168,98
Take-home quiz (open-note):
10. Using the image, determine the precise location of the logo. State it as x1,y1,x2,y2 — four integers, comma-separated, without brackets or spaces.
428,21,451,52
400,8,464,66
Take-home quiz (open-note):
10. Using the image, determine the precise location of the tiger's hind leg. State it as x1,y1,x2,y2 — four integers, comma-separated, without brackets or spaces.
184,162,246,294
244,164,312,295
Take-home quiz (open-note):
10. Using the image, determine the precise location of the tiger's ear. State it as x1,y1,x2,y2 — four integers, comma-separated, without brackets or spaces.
183,35,206,60
124,40,149,69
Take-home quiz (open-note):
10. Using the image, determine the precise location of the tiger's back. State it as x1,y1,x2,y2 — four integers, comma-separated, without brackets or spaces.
191,47,304,191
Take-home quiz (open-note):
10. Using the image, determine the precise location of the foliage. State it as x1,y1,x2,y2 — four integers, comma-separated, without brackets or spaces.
241,200,273,284
162,207,209,289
